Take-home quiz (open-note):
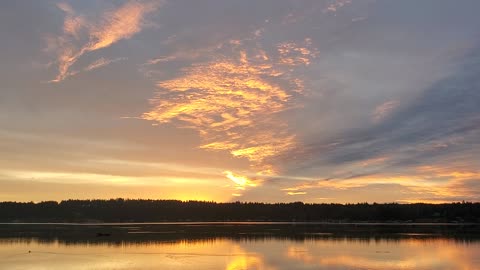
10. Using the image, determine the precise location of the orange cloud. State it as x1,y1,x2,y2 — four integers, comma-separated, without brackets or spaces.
49,1,162,82
361,156,388,167
141,31,319,192
277,38,319,66
416,165,480,179
279,164,480,203
142,48,309,173
57,3,86,40
406,166,480,200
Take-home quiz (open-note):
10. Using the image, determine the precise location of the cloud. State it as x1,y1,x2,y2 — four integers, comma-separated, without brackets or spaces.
295,45,480,175
56,3,86,39
277,39,319,66
143,59,292,173
84,57,127,72
48,0,162,82
142,37,318,175
224,170,259,189
277,163,480,203
223,170,265,197
139,4,480,202
286,191,307,195
372,100,398,123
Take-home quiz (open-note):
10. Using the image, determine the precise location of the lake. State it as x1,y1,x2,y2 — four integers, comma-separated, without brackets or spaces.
0,223,479,269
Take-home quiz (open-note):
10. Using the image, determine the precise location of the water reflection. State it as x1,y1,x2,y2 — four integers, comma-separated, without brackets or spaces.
225,245,270,270
1,237,479,269
1,223,479,269
282,238,480,269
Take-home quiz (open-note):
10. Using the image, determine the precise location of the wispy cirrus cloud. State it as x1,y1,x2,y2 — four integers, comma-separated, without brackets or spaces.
56,2,86,39
84,57,127,72
280,167,480,203
48,0,162,82
291,45,480,186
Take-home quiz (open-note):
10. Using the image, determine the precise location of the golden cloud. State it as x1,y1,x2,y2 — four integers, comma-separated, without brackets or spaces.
141,31,319,196
287,191,307,195
142,57,295,173
49,1,162,82
223,171,259,190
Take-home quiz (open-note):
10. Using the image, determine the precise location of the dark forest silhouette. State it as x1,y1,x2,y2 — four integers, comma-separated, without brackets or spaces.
0,199,479,223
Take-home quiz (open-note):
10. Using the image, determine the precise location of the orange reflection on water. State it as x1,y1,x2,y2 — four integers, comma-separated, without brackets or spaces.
285,238,480,270
0,237,479,270
225,245,273,270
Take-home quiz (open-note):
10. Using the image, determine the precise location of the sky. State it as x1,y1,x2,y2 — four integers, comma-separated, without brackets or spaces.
1,0,479,203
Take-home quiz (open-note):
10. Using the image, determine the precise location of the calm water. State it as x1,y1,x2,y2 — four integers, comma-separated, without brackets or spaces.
0,223,479,270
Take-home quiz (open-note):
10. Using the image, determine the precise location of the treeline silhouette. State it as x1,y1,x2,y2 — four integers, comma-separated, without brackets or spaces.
0,199,479,223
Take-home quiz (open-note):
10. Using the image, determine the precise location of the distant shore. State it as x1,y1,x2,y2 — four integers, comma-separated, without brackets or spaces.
1,199,479,223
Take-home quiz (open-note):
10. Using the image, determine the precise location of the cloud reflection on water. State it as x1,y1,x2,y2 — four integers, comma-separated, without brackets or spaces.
0,236,479,270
